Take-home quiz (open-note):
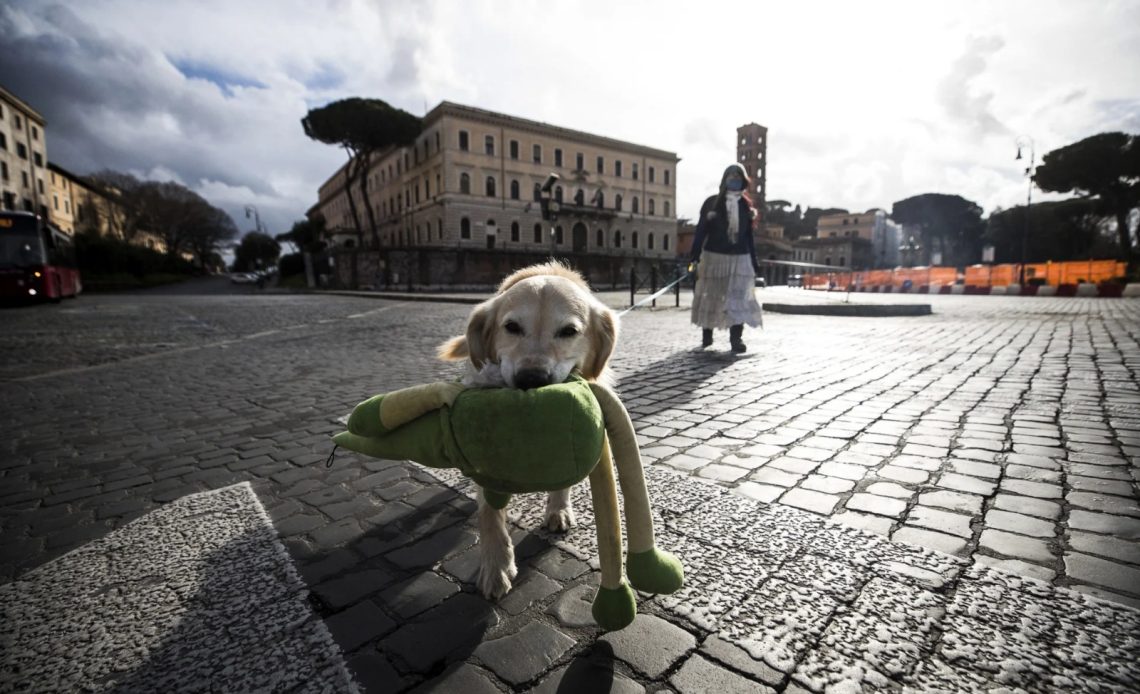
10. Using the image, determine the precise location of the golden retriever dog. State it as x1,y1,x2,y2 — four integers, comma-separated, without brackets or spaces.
438,261,618,598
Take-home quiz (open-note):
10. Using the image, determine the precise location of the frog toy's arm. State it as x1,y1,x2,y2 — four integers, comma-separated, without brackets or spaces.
346,382,466,437
587,382,684,631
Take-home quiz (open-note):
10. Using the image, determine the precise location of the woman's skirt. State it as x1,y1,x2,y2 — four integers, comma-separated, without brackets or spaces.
690,251,764,329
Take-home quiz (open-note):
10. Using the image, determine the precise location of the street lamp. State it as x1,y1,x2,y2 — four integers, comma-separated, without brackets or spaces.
244,204,265,234
1014,136,1035,285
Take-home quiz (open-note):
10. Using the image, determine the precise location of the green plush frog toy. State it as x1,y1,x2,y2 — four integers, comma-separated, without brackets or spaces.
332,374,683,631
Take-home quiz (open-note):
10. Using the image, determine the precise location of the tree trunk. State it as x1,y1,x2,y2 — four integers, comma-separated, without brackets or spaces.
359,152,381,250
342,148,364,288
1116,208,1135,277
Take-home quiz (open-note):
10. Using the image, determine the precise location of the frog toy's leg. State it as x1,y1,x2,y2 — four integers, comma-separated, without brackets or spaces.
587,436,636,631
589,383,684,596
347,382,467,437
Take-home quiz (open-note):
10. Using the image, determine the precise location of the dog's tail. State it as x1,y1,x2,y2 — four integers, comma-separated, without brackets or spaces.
437,335,469,361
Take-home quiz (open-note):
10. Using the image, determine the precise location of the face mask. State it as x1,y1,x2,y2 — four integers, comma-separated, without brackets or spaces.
725,179,744,192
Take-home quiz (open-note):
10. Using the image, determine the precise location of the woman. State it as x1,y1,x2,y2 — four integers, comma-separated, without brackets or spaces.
689,163,764,352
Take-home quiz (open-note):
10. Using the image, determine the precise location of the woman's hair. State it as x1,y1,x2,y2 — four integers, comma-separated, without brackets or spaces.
715,163,754,211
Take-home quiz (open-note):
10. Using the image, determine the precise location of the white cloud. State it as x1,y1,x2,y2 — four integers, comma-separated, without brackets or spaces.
1,0,1137,239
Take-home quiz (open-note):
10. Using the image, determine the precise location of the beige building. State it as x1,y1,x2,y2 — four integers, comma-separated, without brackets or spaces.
1,84,49,218
49,163,168,252
314,101,679,259
817,209,901,268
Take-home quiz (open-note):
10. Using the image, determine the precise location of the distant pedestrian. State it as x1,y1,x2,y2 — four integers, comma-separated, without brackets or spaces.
689,164,763,353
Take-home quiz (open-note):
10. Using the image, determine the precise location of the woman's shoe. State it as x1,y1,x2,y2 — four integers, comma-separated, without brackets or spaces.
729,325,746,352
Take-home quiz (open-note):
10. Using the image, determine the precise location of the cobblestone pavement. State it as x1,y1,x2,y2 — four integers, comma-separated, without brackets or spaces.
1,289,1138,692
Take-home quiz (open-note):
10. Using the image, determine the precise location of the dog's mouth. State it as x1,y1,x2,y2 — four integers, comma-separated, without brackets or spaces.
501,358,578,390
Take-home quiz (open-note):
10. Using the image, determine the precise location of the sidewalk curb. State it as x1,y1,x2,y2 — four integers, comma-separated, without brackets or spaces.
762,302,932,316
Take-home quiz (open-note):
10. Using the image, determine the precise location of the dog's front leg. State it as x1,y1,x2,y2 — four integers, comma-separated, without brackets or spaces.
544,487,576,532
476,486,516,599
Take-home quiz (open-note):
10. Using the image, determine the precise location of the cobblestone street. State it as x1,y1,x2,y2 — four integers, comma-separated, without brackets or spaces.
2,287,1138,692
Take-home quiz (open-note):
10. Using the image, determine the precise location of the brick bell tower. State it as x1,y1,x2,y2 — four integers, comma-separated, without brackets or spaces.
736,123,768,211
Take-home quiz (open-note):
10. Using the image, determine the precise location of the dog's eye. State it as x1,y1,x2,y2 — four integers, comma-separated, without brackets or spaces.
504,320,523,335
557,325,580,339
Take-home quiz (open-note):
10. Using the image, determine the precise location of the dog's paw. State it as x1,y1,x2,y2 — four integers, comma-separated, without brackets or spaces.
544,507,576,533
477,564,515,600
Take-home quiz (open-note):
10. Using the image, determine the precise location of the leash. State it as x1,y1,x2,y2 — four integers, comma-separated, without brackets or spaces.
618,270,692,317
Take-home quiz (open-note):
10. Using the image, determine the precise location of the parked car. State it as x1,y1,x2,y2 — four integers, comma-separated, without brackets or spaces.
230,272,258,284
788,274,803,287
755,276,767,288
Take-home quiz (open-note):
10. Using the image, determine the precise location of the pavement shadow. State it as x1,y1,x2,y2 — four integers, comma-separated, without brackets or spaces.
614,345,753,418
101,528,353,693
290,461,562,691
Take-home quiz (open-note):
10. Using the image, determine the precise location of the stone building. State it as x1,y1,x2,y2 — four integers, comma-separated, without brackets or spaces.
313,101,679,269
815,209,901,269
0,84,49,218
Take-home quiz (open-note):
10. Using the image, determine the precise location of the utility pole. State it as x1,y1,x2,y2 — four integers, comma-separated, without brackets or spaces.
1014,136,1035,285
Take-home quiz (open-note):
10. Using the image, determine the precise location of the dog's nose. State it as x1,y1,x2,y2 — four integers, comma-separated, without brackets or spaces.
514,368,554,390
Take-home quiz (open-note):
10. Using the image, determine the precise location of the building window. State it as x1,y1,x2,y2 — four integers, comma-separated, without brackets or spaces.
632,197,639,214
425,176,430,198
0,162,7,181
632,231,639,249
436,173,441,193
510,180,520,199
615,160,622,177
0,132,6,150
632,163,639,180
436,132,441,149
509,140,519,159
438,218,443,239
648,233,654,250
533,182,542,201
574,189,584,205
555,225,563,244
576,152,584,170
486,176,496,197
415,183,420,204
461,217,471,239
840,256,846,266
596,228,604,247
32,125,38,140
533,144,542,163
554,149,563,167
664,200,671,217
38,180,44,195
511,221,520,242
664,235,669,251
17,143,27,160
596,156,604,174
614,194,622,211
459,130,469,151
664,170,670,185
596,191,604,208
53,195,58,210
533,223,542,243
485,135,494,155
15,115,22,129
555,186,563,203
648,199,655,216
613,230,621,248
460,173,471,194
649,167,656,183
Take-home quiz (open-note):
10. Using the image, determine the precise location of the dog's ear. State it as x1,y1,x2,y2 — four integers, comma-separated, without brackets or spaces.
581,305,618,381
438,299,497,367
465,299,498,369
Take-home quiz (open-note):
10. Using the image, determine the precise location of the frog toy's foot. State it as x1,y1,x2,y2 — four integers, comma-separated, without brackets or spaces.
591,582,637,632
626,547,684,595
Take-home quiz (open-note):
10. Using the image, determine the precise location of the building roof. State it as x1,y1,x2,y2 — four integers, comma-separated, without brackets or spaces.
0,84,46,125
425,101,680,162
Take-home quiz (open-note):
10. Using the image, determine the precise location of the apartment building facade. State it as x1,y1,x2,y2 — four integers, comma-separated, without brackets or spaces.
313,101,679,261
815,209,901,268
0,85,49,218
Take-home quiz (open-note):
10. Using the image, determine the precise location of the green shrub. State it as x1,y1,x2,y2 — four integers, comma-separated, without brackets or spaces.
278,253,305,277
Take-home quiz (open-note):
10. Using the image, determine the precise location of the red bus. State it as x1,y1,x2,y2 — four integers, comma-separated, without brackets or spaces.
0,211,81,301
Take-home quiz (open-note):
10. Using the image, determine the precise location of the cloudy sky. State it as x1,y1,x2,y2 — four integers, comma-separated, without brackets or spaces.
2,0,1138,239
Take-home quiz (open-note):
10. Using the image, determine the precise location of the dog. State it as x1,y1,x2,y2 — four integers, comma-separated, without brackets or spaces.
437,261,618,599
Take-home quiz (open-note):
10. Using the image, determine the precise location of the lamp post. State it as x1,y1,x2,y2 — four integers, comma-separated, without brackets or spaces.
244,204,265,234
1014,136,1035,285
